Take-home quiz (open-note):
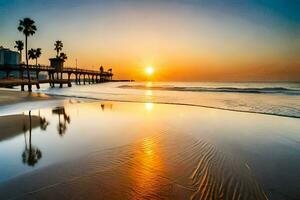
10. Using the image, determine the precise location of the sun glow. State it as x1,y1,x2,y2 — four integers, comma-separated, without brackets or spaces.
145,67,154,76
145,103,154,111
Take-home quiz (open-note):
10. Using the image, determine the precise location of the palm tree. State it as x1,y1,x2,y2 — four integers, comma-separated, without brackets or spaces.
54,40,63,58
35,48,42,66
58,52,67,80
14,40,24,63
28,48,36,81
59,52,67,61
28,48,37,63
28,48,42,66
28,48,41,82
18,18,37,92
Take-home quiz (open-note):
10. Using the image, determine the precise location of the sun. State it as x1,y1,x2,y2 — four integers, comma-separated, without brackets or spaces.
145,67,154,76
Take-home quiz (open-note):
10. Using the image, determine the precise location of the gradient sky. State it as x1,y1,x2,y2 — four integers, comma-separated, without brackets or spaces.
0,0,299,81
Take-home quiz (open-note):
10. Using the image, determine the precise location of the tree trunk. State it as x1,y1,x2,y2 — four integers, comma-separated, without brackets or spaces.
19,50,22,64
25,36,32,92
29,111,32,153
36,59,39,80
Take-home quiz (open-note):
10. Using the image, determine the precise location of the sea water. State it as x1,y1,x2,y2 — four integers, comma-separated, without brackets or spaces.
34,81,300,118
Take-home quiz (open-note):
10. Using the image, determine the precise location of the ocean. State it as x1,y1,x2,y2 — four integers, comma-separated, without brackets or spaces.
34,81,300,118
0,81,300,199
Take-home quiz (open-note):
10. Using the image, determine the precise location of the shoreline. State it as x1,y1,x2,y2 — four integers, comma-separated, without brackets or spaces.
0,89,56,106
1,89,299,119
40,92,300,119
0,85,299,119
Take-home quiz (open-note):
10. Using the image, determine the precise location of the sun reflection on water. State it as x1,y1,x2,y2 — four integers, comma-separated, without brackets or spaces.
145,103,154,111
142,138,154,156
130,137,164,198
146,81,152,87
145,90,152,96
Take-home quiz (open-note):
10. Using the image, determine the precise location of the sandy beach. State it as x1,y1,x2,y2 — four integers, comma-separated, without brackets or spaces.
1,0,299,199
0,114,42,142
0,90,54,106
0,100,299,199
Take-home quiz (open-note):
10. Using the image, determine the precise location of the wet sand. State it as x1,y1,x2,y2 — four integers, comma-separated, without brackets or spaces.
0,90,54,106
0,101,299,199
0,114,42,142
0,132,267,199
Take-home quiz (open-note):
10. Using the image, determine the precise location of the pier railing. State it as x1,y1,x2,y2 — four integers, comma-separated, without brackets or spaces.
0,64,112,75
0,64,113,90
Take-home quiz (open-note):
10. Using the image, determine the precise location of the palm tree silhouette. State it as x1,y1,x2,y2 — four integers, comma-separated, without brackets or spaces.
18,18,37,92
28,48,42,66
54,40,63,58
28,48,42,81
108,68,113,80
22,111,42,167
28,48,36,62
28,48,37,81
59,52,68,61
35,48,42,66
14,40,24,63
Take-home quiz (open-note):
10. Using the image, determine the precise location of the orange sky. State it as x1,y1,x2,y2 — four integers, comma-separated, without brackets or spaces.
1,1,299,81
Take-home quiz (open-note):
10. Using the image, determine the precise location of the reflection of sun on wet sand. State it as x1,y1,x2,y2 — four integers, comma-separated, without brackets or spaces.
1,101,299,199
0,130,267,199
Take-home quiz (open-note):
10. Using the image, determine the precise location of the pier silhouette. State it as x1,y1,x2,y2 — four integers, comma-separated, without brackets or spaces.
0,63,113,91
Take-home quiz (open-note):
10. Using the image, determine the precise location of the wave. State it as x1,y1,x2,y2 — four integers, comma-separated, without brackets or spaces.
120,85,300,95
39,93,300,119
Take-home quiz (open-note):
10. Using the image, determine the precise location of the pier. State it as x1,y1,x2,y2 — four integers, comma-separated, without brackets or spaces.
0,64,113,91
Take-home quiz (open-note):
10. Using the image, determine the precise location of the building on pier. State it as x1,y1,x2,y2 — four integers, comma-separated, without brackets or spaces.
0,46,20,78
0,46,20,65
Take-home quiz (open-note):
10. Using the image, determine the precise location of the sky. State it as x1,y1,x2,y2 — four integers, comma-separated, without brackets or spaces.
0,0,299,81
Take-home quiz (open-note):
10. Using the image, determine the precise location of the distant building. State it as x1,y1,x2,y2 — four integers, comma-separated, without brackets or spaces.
49,58,64,71
0,47,49,80
0,46,21,78
0,46,20,78
0,46,20,65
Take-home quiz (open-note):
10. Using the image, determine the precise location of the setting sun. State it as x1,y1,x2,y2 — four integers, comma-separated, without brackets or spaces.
145,67,154,76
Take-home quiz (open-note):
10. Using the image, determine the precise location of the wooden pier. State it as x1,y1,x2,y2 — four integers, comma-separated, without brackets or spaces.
0,64,113,91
